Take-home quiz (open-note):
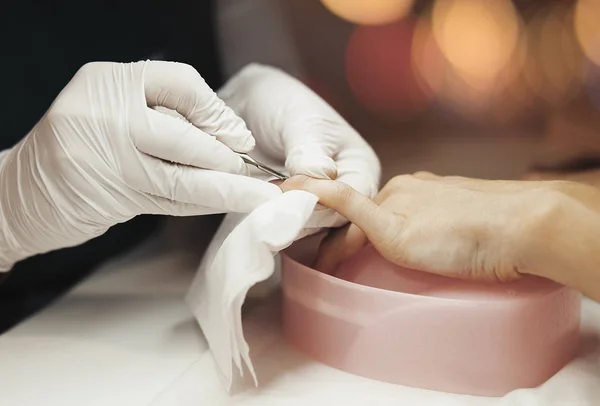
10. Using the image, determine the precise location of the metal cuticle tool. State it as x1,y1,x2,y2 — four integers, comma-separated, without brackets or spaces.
238,153,289,180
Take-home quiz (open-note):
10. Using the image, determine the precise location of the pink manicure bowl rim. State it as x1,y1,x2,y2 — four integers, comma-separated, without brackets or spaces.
280,241,581,397
280,249,565,304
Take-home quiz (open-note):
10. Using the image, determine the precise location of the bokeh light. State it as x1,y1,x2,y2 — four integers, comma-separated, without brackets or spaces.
488,40,536,123
411,18,446,99
431,0,520,88
295,0,600,125
408,6,529,121
321,0,414,26
345,20,436,120
574,0,600,67
525,4,585,105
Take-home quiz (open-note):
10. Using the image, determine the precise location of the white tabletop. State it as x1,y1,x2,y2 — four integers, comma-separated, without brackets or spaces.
0,234,211,406
1,227,600,406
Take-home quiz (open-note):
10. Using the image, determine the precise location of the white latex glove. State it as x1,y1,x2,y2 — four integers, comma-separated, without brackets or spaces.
218,64,381,228
0,61,281,271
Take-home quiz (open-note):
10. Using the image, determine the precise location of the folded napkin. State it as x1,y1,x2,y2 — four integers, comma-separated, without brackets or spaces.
185,189,320,390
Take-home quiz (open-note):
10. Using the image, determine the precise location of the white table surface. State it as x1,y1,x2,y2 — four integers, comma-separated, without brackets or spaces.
1,226,599,406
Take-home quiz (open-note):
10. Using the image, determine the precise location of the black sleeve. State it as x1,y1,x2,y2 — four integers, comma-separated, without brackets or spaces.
161,0,225,89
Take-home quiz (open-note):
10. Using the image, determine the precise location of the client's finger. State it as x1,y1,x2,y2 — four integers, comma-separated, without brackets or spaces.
315,223,368,275
281,175,398,247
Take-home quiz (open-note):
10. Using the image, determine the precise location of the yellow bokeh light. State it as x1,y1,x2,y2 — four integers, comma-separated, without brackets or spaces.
574,0,600,66
321,0,414,25
431,0,520,85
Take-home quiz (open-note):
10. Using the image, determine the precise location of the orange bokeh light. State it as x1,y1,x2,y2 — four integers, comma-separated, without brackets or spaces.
321,0,414,26
526,5,585,105
431,0,520,87
410,8,527,120
411,18,445,98
574,0,600,67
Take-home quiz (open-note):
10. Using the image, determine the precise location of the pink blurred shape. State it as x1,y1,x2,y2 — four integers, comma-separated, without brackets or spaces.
281,241,581,396
345,20,434,120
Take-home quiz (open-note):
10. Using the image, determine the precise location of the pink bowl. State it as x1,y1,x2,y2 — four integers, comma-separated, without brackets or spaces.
281,238,581,397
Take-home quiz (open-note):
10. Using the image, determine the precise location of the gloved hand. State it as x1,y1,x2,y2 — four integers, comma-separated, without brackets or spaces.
217,64,381,229
0,61,281,271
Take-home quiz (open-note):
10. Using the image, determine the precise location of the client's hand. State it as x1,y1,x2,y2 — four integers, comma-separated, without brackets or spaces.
524,168,600,187
282,173,600,294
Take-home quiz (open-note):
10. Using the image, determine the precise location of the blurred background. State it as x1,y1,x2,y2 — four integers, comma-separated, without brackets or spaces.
218,0,600,181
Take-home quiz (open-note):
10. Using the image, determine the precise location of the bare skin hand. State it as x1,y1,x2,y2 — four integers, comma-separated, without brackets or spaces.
524,168,600,187
281,173,600,302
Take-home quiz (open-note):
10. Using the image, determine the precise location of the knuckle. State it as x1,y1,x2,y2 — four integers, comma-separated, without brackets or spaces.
382,174,417,194
376,228,408,264
389,174,415,187
239,63,268,77
74,62,112,80
44,107,66,122
413,171,436,179
175,63,204,84
76,62,98,75
372,213,406,250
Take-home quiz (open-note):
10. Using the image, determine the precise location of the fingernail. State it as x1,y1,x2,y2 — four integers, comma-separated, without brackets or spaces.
270,179,285,189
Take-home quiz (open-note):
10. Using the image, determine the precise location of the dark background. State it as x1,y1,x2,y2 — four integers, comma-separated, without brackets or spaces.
0,0,224,332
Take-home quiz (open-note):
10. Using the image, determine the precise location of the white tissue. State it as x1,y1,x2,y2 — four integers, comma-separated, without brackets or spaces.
185,190,319,390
